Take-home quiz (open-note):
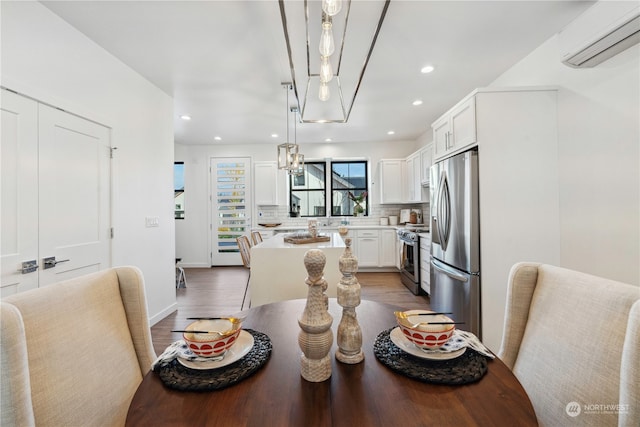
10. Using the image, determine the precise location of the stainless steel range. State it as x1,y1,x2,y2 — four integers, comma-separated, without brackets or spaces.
397,227,428,295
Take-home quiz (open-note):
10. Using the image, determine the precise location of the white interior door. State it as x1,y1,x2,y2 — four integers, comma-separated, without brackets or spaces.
1,91,39,296
0,90,111,293
38,104,111,286
210,157,251,266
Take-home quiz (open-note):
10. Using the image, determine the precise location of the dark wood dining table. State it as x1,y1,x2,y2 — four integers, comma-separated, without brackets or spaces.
126,299,538,427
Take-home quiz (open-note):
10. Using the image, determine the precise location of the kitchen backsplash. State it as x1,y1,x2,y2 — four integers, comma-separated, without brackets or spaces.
257,203,429,227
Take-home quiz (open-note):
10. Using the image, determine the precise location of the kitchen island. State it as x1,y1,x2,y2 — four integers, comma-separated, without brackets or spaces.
250,232,346,307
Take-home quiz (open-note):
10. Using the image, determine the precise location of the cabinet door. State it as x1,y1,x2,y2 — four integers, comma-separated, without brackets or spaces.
450,97,476,151
379,229,398,267
420,144,433,186
405,156,416,202
432,117,449,159
356,230,379,267
379,160,404,204
254,162,278,205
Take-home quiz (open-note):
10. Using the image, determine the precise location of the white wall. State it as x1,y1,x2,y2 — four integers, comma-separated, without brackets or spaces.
175,140,419,267
491,34,639,286
1,2,178,323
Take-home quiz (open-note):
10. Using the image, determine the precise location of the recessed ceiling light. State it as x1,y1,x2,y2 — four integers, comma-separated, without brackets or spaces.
412,100,423,106
180,115,191,120
214,136,222,141
387,131,395,135
271,134,278,138
420,65,435,74
325,138,332,142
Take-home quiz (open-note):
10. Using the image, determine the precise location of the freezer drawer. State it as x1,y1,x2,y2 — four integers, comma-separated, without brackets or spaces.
430,258,480,338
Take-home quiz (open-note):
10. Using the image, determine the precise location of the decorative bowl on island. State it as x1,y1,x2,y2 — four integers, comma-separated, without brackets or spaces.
394,310,455,349
183,318,243,357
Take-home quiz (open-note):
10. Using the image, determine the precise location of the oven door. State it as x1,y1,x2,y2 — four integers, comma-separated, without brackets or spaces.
399,238,420,294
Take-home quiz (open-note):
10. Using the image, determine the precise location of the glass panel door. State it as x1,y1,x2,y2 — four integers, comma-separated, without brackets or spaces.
210,157,251,265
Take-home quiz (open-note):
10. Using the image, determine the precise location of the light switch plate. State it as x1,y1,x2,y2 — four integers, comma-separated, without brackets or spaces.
145,216,160,227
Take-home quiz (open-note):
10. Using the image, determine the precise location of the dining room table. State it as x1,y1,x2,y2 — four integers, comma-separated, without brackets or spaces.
126,299,538,427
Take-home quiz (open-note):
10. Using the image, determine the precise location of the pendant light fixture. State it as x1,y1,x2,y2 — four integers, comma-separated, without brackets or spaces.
322,0,343,16
319,20,335,57
320,56,333,83
277,83,304,175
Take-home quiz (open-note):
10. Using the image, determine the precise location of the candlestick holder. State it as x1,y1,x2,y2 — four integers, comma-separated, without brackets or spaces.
335,238,364,364
298,249,333,382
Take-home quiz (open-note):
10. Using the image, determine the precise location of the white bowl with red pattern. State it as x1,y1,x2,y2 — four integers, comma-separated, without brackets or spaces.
395,310,455,350
183,318,243,358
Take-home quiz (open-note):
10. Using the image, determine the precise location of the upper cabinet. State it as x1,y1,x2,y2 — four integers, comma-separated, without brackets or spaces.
420,144,433,186
253,161,279,205
378,159,405,204
432,96,476,161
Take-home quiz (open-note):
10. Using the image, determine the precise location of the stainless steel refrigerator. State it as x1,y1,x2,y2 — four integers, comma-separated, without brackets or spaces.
429,148,481,338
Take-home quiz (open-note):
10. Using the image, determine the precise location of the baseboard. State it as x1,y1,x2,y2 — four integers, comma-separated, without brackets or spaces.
149,302,178,326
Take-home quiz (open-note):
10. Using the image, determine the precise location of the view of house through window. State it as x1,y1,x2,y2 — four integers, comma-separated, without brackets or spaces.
289,160,368,217
174,162,185,219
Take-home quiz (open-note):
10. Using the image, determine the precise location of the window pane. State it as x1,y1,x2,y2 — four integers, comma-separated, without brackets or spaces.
174,162,185,219
292,163,325,190
331,161,368,216
292,190,325,217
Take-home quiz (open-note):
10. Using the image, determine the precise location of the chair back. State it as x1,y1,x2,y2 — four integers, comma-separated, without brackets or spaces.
498,262,639,427
237,235,252,269
251,231,263,245
1,266,156,427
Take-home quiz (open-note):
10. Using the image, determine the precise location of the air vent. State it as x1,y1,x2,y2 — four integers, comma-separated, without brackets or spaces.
560,2,640,68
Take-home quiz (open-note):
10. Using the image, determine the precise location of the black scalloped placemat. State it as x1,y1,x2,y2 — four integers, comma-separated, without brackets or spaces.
154,329,272,391
374,328,489,385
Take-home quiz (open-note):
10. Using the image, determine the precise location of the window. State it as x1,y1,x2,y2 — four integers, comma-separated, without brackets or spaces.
289,160,368,217
174,162,185,219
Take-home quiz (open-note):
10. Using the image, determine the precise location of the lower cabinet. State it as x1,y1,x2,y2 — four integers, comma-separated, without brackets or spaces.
353,229,398,268
419,233,431,295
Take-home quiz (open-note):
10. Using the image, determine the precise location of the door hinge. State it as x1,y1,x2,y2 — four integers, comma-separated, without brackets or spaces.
110,147,118,158
110,227,114,238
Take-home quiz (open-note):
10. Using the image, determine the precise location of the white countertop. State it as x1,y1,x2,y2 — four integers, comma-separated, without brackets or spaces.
253,232,346,249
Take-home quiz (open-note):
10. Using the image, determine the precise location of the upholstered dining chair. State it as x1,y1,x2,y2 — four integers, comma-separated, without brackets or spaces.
1,266,157,427
251,231,263,246
498,262,639,427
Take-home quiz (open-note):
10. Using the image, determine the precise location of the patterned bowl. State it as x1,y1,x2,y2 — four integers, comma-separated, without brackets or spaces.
183,318,243,358
395,310,455,349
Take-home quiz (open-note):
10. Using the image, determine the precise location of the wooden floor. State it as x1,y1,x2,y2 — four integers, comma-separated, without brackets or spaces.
151,267,430,356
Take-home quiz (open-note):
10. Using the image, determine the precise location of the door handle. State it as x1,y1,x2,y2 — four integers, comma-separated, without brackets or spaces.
431,258,468,283
43,256,70,269
18,260,39,274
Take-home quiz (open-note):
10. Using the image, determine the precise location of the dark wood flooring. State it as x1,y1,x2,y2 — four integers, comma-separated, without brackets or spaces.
151,267,430,356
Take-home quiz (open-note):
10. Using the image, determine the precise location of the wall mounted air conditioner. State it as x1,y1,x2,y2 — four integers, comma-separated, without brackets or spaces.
559,1,640,68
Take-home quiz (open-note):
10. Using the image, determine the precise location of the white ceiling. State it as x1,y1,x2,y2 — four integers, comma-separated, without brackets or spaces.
42,0,595,146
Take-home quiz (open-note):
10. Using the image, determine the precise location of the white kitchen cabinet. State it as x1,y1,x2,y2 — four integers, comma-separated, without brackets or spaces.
432,96,476,160
379,229,398,267
405,151,427,203
356,229,379,267
378,159,405,204
420,144,433,186
253,161,279,205
419,233,431,295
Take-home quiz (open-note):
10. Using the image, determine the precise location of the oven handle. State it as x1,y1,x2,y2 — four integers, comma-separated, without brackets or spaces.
431,258,468,283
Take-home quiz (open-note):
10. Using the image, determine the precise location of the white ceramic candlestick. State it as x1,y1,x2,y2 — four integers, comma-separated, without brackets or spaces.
298,249,333,382
336,238,364,364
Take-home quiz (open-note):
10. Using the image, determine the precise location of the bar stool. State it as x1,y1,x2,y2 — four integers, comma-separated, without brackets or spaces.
175,258,187,288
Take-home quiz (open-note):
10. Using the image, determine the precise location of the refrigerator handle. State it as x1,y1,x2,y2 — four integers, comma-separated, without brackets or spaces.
431,258,468,283
431,216,440,245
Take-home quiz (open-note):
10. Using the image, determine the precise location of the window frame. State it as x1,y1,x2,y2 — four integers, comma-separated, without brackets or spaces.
174,161,185,220
288,159,369,218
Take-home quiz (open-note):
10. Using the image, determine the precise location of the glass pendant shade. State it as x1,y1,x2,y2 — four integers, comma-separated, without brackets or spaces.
277,143,298,170
319,21,335,57
320,56,333,83
319,83,330,101
288,153,304,176
322,0,343,16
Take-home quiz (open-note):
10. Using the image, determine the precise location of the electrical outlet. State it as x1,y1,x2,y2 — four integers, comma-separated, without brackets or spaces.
259,211,263,217
145,216,160,227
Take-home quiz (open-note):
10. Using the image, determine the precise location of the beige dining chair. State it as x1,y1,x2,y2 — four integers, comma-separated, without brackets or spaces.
236,235,252,308
498,262,639,427
251,231,263,246
1,266,157,427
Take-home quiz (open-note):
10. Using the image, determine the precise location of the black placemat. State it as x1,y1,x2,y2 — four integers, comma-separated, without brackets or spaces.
373,328,489,385
154,329,272,391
